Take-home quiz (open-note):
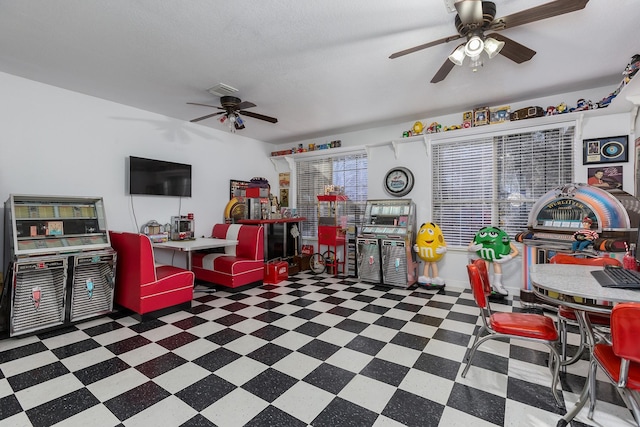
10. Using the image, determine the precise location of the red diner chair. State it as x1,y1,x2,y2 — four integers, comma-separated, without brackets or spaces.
587,302,640,424
548,253,619,367
463,263,563,407
472,259,493,295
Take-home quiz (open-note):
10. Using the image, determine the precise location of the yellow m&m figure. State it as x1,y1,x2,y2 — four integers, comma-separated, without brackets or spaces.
413,222,447,287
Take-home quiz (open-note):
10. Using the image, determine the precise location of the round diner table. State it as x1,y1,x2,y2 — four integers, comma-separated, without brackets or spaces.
529,263,640,426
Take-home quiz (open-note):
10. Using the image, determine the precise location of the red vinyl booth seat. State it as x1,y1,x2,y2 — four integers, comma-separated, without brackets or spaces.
191,224,264,288
109,231,194,314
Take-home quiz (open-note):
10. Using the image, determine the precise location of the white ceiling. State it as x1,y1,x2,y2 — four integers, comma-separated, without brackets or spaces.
0,1,637,145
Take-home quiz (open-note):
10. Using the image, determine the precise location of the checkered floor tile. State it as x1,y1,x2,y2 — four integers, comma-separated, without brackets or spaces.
0,273,636,426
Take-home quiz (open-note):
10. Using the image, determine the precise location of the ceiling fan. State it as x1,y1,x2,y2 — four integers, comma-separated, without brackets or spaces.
389,0,589,83
187,96,278,131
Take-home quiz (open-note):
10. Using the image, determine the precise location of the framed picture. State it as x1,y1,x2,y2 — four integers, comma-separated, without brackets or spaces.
280,188,289,207
473,106,490,127
229,179,249,199
582,135,628,164
587,166,623,190
279,172,290,189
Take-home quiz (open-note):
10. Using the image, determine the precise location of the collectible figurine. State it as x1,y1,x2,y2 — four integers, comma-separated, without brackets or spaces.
413,222,447,287
468,226,519,296
572,98,592,112
557,102,568,114
572,217,598,252
412,121,424,135
427,122,442,133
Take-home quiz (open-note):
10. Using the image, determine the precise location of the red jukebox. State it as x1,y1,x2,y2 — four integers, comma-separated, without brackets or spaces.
518,183,640,303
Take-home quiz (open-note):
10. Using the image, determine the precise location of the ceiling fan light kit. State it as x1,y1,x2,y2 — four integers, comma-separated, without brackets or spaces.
484,37,504,58
464,36,484,57
448,44,466,66
187,94,277,132
390,0,589,82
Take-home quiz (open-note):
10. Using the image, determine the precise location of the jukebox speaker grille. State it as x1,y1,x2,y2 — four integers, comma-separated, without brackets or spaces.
381,240,408,287
11,259,67,336
70,253,115,322
357,238,381,283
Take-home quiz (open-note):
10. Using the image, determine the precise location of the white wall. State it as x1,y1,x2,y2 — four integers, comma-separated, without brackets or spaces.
2,70,637,290
0,72,278,268
273,82,639,289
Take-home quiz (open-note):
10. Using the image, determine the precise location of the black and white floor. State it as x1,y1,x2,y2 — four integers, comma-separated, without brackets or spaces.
0,273,636,426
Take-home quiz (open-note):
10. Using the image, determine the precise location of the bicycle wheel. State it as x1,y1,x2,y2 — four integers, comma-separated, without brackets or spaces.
309,252,326,274
322,250,336,274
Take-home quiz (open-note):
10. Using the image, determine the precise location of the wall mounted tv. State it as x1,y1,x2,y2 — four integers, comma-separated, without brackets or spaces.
128,156,192,197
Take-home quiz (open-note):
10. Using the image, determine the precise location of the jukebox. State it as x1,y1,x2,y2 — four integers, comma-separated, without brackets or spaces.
518,183,640,303
356,199,417,287
2,195,117,337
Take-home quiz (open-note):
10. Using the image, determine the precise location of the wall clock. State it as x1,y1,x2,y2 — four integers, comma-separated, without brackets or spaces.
384,167,414,197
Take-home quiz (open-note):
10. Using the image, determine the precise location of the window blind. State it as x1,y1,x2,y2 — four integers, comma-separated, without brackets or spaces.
296,152,368,238
431,124,575,247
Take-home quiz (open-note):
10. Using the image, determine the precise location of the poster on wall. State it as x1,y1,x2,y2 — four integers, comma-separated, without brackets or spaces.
583,135,628,164
280,189,289,207
279,172,290,189
587,166,623,190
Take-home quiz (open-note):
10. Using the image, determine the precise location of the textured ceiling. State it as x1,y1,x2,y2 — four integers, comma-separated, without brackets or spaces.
0,1,637,144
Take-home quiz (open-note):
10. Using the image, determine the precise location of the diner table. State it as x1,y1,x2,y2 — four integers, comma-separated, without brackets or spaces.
153,237,239,270
529,263,640,426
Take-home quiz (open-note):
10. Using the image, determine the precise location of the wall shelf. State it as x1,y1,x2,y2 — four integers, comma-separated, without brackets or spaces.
270,75,640,168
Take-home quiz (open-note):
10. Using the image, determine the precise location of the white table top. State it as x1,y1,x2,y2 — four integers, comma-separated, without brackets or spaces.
529,263,640,304
153,237,238,252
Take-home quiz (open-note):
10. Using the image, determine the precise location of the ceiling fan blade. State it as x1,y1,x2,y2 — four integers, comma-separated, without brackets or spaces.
455,0,483,25
190,111,224,123
239,110,278,124
187,102,224,109
491,0,588,30
389,33,462,59
430,49,459,84
235,101,257,110
487,33,536,64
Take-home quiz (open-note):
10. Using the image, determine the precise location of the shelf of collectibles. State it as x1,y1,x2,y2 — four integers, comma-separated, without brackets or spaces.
1,194,116,337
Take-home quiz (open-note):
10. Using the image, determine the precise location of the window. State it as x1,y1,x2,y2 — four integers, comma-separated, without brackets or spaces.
296,152,368,238
431,124,575,247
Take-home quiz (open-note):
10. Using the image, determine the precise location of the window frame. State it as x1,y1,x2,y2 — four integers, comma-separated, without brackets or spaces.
430,120,576,247
294,150,368,239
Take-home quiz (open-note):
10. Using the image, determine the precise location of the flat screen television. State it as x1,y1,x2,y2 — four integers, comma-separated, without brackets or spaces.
128,156,192,197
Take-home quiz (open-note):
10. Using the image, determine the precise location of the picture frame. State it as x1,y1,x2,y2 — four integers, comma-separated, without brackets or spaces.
587,166,623,191
490,105,510,124
473,106,490,127
582,135,628,164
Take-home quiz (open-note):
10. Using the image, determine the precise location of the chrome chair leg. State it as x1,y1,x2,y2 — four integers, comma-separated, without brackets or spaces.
547,343,563,407
461,334,492,378
559,315,587,369
587,355,598,419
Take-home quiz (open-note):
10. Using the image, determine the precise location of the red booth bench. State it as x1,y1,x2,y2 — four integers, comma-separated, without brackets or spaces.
191,224,264,288
109,231,195,315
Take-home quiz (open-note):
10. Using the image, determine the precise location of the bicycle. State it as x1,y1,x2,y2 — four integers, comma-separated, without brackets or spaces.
309,250,336,274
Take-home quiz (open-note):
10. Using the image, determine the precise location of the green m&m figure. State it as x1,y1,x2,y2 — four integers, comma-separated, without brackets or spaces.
473,227,511,262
